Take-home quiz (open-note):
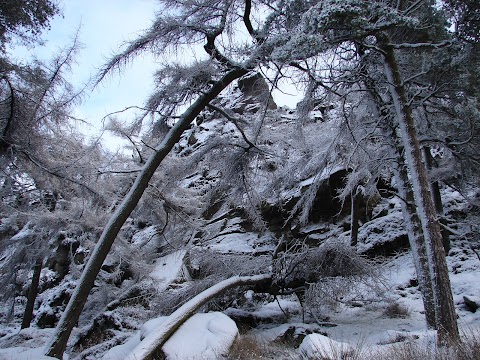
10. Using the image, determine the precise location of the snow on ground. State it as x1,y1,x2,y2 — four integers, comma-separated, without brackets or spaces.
308,248,480,347
149,250,187,289
299,333,353,359
0,328,56,360
207,233,255,254
103,312,238,360
0,346,57,360
244,242,480,356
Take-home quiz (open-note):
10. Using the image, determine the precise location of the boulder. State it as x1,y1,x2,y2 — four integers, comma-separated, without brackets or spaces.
103,312,238,360
299,333,353,359
463,295,480,313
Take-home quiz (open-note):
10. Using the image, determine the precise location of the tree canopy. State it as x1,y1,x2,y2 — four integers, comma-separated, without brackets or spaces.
0,0,59,50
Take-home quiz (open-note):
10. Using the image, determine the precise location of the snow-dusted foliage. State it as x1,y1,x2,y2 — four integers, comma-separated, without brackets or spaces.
1,0,479,358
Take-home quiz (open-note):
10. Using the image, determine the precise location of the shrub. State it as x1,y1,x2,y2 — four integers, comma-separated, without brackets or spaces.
382,302,410,319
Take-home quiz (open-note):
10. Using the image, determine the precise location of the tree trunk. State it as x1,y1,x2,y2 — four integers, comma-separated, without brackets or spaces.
124,274,272,360
423,146,450,252
350,187,361,247
380,36,459,344
390,145,437,328
368,89,436,329
21,259,43,329
44,67,248,359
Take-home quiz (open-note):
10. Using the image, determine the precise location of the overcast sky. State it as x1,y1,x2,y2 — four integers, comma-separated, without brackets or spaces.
10,0,158,147
11,1,300,149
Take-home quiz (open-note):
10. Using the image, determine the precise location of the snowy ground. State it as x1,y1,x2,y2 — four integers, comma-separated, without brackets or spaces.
1,187,479,359
1,240,480,359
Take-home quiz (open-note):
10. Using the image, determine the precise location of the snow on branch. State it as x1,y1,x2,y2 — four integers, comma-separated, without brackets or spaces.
96,16,220,85
124,273,272,360
391,40,454,49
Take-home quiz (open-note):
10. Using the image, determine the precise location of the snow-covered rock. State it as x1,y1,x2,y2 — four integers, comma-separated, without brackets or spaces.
103,312,238,360
298,333,353,359
0,346,57,360
162,312,238,359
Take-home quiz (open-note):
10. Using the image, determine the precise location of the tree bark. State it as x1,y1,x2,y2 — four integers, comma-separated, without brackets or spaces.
379,36,459,344
368,88,436,329
124,274,272,360
44,67,248,359
21,259,42,329
423,146,450,252
350,187,361,247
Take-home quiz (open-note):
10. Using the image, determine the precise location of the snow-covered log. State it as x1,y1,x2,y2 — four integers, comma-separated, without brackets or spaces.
124,273,272,360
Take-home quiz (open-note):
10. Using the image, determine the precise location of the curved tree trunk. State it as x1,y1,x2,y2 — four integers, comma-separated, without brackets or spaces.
44,67,248,359
124,274,272,360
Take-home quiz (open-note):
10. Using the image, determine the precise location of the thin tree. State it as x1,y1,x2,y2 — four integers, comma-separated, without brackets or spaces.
44,1,281,357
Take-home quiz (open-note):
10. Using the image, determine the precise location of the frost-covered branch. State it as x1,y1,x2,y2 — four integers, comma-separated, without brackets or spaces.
391,40,454,49
207,103,257,150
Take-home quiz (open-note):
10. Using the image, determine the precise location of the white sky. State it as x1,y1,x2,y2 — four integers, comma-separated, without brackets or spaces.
10,0,158,147
10,0,301,149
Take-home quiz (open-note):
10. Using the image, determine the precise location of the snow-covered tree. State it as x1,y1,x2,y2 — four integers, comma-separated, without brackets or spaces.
259,0,465,343
44,0,480,354
44,1,287,357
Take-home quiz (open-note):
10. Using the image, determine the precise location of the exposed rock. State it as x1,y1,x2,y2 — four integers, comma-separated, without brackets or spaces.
463,295,479,313
357,212,410,257
73,312,123,353
236,72,277,112
261,323,326,348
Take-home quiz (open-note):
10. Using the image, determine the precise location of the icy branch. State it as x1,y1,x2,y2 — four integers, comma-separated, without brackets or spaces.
391,40,453,49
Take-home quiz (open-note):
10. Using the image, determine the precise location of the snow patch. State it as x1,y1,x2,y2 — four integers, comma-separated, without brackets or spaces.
0,346,57,360
162,312,238,359
104,312,238,360
299,333,353,359
149,250,186,287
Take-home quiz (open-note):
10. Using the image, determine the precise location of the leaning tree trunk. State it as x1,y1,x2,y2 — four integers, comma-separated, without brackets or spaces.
390,143,437,329
21,259,43,329
44,67,248,359
369,90,436,329
125,274,272,360
379,35,459,344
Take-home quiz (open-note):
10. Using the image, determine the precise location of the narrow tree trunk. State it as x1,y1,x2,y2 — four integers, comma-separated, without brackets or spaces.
423,146,450,252
124,274,272,360
369,92,436,329
44,67,248,359
350,188,361,247
380,37,459,344
21,259,43,329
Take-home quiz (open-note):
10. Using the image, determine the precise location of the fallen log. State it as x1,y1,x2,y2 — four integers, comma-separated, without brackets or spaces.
124,273,273,360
